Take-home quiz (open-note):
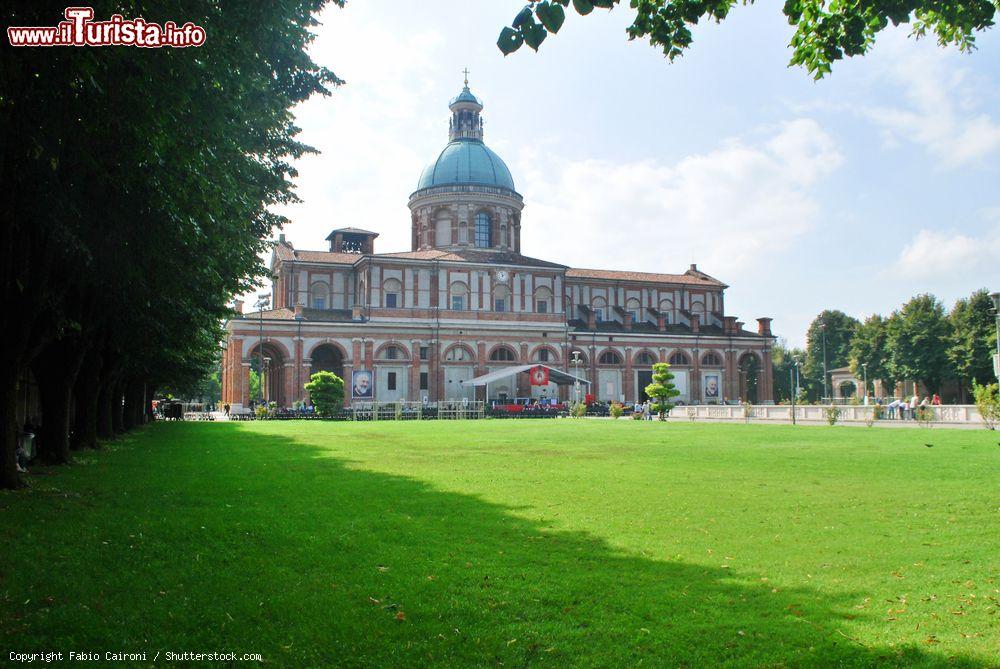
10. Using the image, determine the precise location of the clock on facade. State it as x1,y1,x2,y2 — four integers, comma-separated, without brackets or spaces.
496,270,508,282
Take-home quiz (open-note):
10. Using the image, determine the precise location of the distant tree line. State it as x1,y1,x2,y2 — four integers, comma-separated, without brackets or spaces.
772,290,997,403
1,1,340,489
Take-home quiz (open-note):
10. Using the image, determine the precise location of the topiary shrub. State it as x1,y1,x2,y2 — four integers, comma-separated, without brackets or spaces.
824,406,841,426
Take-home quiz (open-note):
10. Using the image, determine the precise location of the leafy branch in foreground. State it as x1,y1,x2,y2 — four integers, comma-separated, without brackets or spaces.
498,0,998,78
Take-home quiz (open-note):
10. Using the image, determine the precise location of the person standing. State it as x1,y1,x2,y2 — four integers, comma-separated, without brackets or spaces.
909,394,919,420
932,393,941,406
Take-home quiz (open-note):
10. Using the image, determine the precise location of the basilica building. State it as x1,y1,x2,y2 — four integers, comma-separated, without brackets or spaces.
220,81,775,408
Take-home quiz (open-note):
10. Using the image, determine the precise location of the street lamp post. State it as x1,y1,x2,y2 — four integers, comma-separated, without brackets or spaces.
861,362,868,405
794,358,802,399
790,363,796,426
821,322,829,403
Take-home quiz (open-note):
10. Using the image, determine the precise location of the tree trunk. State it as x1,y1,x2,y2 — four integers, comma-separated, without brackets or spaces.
32,338,87,464
33,365,73,464
97,374,116,439
0,370,26,489
72,348,103,450
122,379,137,432
137,382,149,425
112,379,125,434
122,379,146,431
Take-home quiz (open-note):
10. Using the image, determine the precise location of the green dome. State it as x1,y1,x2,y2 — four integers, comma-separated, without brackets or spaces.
416,139,516,192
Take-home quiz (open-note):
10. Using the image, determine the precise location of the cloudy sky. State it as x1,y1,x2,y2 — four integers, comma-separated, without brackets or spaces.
263,1,1000,347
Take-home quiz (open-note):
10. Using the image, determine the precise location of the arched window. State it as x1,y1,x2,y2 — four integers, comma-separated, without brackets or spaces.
532,347,554,362
310,281,329,310
669,351,691,365
445,346,473,362
659,299,674,324
599,350,623,365
489,346,517,362
592,297,607,322
379,345,404,361
474,212,492,248
534,286,552,314
494,285,510,313
701,351,723,366
383,278,401,309
635,351,656,366
435,211,452,246
626,298,641,322
449,282,468,311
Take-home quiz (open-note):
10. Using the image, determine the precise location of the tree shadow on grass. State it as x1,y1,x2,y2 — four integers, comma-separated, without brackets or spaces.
0,423,988,668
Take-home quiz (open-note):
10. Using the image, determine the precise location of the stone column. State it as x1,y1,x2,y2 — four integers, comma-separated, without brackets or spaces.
760,348,774,403
624,347,634,403
294,336,304,404
240,362,251,407
409,340,421,401
430,340,442,401
476,341,487,376
283,362,296,408
690,348,701,403
725,348,737,403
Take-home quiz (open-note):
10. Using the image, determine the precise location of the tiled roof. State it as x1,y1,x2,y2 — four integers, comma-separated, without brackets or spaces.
300,308,355,322
236,308,355,323
239,308,296,320
274,244,362,264
566,267,726,287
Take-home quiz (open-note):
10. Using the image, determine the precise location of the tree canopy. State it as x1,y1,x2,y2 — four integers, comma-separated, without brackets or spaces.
849,314,893,393
2,1,341,487
499,0,998,78
947,289,998,389
885,294,952,393
802,310,859,399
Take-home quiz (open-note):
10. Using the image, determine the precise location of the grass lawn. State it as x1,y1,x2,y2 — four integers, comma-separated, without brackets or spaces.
1,420,998,667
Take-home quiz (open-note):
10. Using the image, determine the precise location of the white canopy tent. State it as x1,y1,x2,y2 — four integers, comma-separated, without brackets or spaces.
461,364,590,403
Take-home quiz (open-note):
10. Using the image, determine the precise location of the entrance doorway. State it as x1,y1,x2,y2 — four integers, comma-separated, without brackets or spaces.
637,370,653,402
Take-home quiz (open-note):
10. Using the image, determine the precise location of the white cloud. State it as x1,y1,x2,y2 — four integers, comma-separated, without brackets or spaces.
516,118,843,275
270,4,448,255
888,221,1000,279
862,32,1000,167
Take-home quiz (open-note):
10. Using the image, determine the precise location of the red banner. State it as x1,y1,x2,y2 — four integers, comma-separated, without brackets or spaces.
529,365,550,386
